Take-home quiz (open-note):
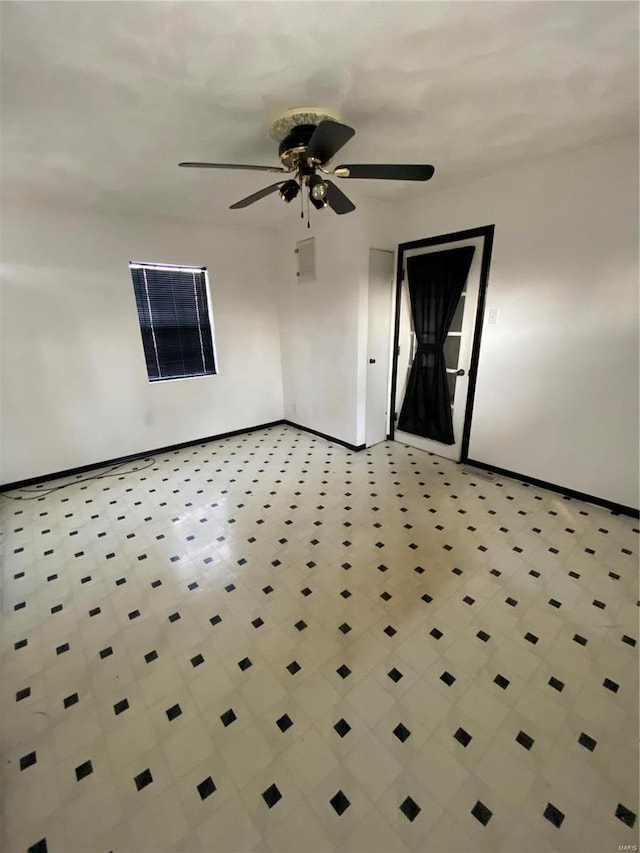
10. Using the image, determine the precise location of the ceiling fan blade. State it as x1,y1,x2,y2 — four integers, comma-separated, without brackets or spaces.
179,162,287,173
305,120,356,165
335,164,435,181
325,180,356,215
229,182,284,209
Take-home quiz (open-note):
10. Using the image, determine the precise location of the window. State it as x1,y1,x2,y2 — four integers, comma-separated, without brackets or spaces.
129,262,217,382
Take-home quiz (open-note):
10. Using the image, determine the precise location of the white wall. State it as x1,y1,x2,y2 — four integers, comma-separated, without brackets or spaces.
3,136,637,510
275,198,398,447
399,135,639,508
0,204,284,484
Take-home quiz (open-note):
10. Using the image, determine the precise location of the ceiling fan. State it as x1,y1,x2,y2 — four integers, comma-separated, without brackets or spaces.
179,107,435,218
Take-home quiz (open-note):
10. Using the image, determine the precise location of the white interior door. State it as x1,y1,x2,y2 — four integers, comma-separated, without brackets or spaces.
366,248,394,447
394,236,484,461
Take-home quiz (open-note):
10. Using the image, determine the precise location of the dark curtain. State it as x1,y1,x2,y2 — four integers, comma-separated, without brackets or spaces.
397,246,475,444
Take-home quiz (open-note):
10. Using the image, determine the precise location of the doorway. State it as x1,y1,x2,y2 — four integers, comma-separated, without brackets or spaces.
389,225,494,462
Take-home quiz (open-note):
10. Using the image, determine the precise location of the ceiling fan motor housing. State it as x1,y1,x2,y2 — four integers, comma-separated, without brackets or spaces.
278,125,321,171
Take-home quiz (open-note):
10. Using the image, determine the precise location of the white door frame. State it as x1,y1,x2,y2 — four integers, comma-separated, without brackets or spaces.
389,225,495,462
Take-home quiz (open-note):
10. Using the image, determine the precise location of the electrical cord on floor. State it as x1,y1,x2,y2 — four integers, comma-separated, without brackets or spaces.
0,457,157,501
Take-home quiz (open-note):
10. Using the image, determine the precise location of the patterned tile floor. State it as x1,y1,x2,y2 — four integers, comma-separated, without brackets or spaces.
1,424,638,853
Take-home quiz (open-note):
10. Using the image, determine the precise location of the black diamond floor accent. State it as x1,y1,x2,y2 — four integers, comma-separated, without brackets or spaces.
334,718,351,737
220,708,237,727
393,723,411,743
210,614,222,626
238,657,253,671
20,751,37,770
578,732,597,751
339,622,351,634
440,671,455,686
603,677,619,692
287,660,301,675
453,727,472,747
114,698,129,715
16,687,31,701
145,650,158,663
337,664,351,679
543,803,565,827
134,768,153,791
471,800,493,826
549,676,564,692
27,840,47,853
388,667,403,682
615,803,637,828
516,730,534,750
262,783,282,808
399,796,421,822
63,692,79,708
75,760,93,781
166,703,182,721
252,617,264,628
330,790,350,816
295,620,307,631
197,776,216,800
276,714,293,733
494,674,510,689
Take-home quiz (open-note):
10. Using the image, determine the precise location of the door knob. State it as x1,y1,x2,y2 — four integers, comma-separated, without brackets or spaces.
369,358,376,364
456,368,465,376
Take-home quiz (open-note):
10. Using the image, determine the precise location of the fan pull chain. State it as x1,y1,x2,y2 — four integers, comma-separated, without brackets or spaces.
307,189,310,229
300,181,304,219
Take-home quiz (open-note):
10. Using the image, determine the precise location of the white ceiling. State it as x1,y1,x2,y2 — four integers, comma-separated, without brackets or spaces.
2,1,638,228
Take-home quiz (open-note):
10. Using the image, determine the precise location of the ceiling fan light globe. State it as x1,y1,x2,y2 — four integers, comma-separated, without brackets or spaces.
279,179,299,203
308,173,328,201
311,182,327,201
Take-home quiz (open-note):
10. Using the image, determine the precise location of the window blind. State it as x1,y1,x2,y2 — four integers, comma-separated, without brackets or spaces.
130,263,216,382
